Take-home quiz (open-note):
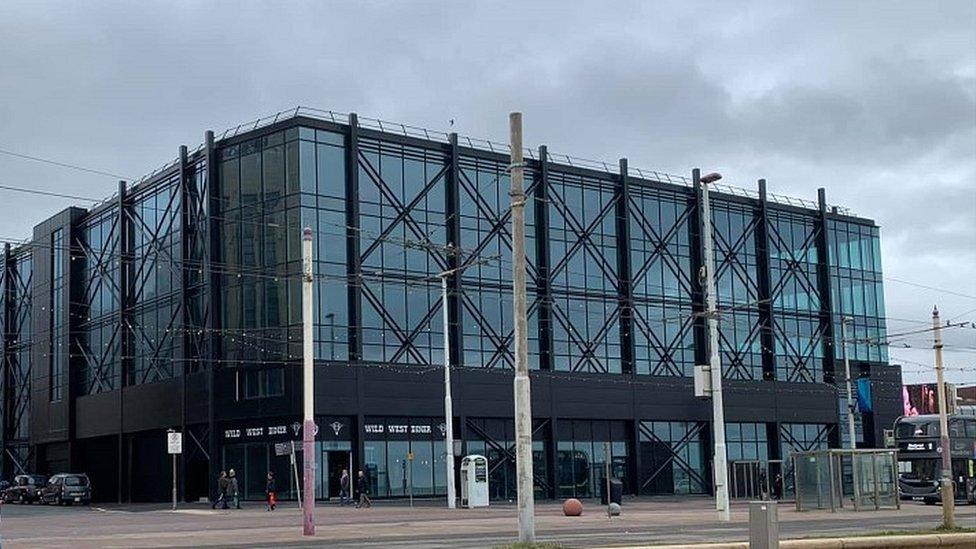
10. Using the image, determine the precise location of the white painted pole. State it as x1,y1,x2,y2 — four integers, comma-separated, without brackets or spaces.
510,112,535,542
841,317,857,449
605,442,612,520
700,171,731,522
441,274,457,509
301,227,315,535
172,452,177,511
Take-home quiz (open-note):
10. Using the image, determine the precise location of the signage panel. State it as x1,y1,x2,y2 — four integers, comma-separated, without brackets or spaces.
167,432,183,454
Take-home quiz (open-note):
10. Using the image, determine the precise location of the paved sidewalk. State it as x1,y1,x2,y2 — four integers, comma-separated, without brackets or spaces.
0,497,973,547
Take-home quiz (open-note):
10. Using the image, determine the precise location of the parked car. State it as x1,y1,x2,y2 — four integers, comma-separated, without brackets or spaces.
2,474,47,504
40,473,91,506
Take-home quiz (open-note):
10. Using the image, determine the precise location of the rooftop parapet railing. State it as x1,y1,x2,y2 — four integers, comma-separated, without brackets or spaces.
133,106,852,217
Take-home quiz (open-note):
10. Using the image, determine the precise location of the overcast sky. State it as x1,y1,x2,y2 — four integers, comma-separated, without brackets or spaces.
1,1,973,385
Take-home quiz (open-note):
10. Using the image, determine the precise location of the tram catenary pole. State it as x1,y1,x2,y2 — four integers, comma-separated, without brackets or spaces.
301,227,316,536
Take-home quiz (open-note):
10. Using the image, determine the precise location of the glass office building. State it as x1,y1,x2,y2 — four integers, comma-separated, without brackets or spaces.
0,108,900,502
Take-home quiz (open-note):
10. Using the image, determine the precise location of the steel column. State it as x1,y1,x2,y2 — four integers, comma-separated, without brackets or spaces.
615,158,634,375
117,179,132,503
204,130,219,490
690,178,707,368
547,417,558,499
446,133,462,369
178,144,190,503
755,180,776,380
346,113,363,361
534,146,553,371
1,243,12,479
815,188,836,384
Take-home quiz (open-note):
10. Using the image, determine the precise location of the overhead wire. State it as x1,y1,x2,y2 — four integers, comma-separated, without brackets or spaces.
4,140,976,373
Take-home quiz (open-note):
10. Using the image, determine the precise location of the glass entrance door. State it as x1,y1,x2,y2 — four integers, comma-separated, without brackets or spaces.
315,441,352,499
325,451,351,499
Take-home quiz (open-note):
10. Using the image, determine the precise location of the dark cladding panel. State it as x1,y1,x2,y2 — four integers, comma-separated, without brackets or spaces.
122,380,181,432
30,207,85,445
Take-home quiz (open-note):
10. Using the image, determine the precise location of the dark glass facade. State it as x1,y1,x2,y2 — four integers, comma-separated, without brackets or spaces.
0,109,899,503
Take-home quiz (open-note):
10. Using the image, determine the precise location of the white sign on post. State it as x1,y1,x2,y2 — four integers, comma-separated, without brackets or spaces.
167,431,183,454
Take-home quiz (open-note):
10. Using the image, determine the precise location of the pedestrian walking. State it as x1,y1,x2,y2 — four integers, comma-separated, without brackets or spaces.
355,470,371,509
266,472,277,511
229,469,241,509
212,471,230,510
339,469,351,506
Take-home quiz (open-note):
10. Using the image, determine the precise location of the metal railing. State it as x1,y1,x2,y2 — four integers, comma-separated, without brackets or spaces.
128,106,853,216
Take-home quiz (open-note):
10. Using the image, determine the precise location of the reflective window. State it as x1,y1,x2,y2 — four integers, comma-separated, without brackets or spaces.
362,417,446,498
49,229,65,402
358,140,447,366
217,130,308,368
712,202,763,380
726,422,769,462
827,220,887,363
129,176,183,385
556,419,630,498
77,210,121,394
464,418,550,500
6,252,32,445
638,420,708,495
768,211,825,382
242,368,284,399
548,171,620,373
457,157,540,369
630,186,695,376
780,423,834,496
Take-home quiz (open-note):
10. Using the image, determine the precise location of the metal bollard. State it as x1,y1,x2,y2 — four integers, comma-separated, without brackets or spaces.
749,500,779,549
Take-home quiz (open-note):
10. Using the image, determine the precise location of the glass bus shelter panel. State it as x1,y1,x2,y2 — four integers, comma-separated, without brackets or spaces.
794,449,899,512
794,452,841,511
854,452,898,509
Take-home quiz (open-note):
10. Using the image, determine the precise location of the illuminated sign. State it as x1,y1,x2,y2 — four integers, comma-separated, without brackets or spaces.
902,441,934,452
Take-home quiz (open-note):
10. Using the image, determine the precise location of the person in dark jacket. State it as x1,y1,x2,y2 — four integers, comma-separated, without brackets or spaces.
212,471,229,510
266,472,277,511
355,470,371,509
339,469,351,506
229,469,241,509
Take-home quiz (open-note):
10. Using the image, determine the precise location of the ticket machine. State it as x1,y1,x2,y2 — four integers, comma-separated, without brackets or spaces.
460,454,489,508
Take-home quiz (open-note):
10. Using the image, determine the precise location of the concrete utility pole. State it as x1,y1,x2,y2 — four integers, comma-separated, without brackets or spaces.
510,112,535,542
302,227,316,536
698,169,731,522
841,316,857,449
440,273,456,509
932,306,955,528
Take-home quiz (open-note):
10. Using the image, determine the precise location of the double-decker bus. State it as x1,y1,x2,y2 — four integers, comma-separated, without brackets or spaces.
894,414,976,504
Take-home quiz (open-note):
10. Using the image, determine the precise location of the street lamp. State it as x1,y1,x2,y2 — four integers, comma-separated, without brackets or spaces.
436,251,497,510
697,168,730,522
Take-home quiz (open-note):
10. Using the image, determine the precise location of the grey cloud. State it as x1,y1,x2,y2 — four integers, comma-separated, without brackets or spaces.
0,1,974,383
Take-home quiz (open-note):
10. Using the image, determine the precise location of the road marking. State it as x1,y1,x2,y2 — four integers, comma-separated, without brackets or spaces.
170,509,223,516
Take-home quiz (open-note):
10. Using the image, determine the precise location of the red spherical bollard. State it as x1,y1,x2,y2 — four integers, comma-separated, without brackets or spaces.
562,498,583,517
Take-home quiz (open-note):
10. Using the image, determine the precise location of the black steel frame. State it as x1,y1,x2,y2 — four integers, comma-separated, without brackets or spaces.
0,112,895,501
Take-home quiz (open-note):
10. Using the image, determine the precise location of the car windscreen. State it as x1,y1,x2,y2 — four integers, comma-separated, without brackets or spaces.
63,476,89,486
29,476,47,485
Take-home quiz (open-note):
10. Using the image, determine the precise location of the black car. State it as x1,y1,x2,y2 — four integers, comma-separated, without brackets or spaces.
2,474,47,504
40,473,92,505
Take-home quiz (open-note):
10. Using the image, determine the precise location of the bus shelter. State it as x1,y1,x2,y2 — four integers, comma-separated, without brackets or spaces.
793,449,900,512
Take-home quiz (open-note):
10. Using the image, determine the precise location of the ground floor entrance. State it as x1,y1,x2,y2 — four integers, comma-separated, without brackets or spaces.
210,416,840,503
